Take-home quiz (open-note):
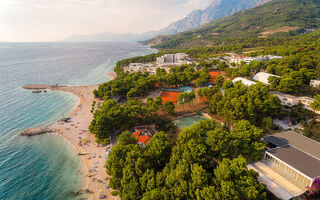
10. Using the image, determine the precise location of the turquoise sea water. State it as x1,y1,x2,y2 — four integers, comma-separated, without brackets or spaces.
0,42,156,199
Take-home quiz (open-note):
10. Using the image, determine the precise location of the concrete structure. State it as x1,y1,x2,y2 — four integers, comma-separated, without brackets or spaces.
271,91,299,107
232,77,256,86
298,97,320,114
310,79,320,88
250,131,320,199
252,72,280,85
127,63,156,74
270,92,320,114
156,53,191,66
226,54,283,65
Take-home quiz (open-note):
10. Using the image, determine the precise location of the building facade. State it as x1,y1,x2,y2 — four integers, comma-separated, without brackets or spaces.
156,53,190,66
310,79,320,87
264,149,313,188
271,91,299,107
263,131,320,191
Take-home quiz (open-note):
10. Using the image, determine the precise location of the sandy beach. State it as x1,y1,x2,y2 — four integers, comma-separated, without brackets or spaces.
24,84,118,200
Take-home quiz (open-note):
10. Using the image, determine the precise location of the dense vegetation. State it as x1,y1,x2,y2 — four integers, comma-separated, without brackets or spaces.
89,97,163,143
312,94,320,111
199,81,281,129
151,0,320,49
303,119,320,141
93,72,155,100
106,119,267,200
94,65,210,100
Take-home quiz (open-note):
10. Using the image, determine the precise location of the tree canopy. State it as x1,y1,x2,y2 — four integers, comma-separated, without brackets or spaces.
208,82,281,127
311,94,320,111
106,119,267,200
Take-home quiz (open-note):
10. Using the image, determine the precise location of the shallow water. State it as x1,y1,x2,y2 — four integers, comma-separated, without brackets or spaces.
0,42,156,199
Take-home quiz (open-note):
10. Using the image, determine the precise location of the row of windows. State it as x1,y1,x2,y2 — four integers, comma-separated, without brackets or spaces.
265,153,312,187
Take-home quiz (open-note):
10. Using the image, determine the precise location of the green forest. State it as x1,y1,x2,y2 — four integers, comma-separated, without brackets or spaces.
106,120,268,200
151,0,320,49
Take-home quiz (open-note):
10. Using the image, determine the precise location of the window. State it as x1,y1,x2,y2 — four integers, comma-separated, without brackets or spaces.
306,179,311,186
298,174,303,182
292,171,298,179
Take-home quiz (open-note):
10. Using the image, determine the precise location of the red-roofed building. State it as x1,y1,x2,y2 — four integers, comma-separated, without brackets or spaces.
138,135,152,146
131,126,155,147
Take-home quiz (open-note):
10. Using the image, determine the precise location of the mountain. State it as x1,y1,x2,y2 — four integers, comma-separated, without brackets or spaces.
149,0,320,49
63,0,270,42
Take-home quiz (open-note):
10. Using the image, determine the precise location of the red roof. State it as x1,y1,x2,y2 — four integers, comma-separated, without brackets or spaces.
138,135,152,145
133,131,141,138
132,129,153,146
234,54,247,58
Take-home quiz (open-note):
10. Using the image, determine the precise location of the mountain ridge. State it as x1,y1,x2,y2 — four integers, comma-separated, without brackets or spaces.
149,0,320,49
63,0,271,42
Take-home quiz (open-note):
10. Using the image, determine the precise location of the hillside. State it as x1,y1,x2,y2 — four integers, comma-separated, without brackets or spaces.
156,0,271,36
149,0,320,49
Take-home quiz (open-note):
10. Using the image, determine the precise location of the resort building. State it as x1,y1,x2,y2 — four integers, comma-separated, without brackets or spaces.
226,54,283,65
232,77,256,86
249,131,320,200
156,53,191,66
310,79,320,87
252,72,280,85
298,97,320,114
127,63,156,74
271,91,299,107
132,126,155,147
270,92,320,114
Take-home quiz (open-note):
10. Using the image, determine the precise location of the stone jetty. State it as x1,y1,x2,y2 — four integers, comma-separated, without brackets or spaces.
20,127,58,136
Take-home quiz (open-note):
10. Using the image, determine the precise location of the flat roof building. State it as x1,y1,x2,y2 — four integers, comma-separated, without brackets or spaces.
156,53,191,66
271,91,299,107
250,131,320,199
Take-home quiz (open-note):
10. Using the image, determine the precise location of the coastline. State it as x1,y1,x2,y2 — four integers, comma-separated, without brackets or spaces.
23,84,118,200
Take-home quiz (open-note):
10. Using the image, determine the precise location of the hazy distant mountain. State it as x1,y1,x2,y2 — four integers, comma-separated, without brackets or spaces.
63,0,272,42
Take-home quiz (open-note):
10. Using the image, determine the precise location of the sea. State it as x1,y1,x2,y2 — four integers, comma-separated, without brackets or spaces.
0,42,156,200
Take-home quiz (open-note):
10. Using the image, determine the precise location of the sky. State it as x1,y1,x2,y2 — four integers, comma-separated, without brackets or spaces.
0,0,213,42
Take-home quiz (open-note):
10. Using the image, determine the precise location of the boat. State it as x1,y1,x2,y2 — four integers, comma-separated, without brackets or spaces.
32,90,41,93
43,90,47,92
